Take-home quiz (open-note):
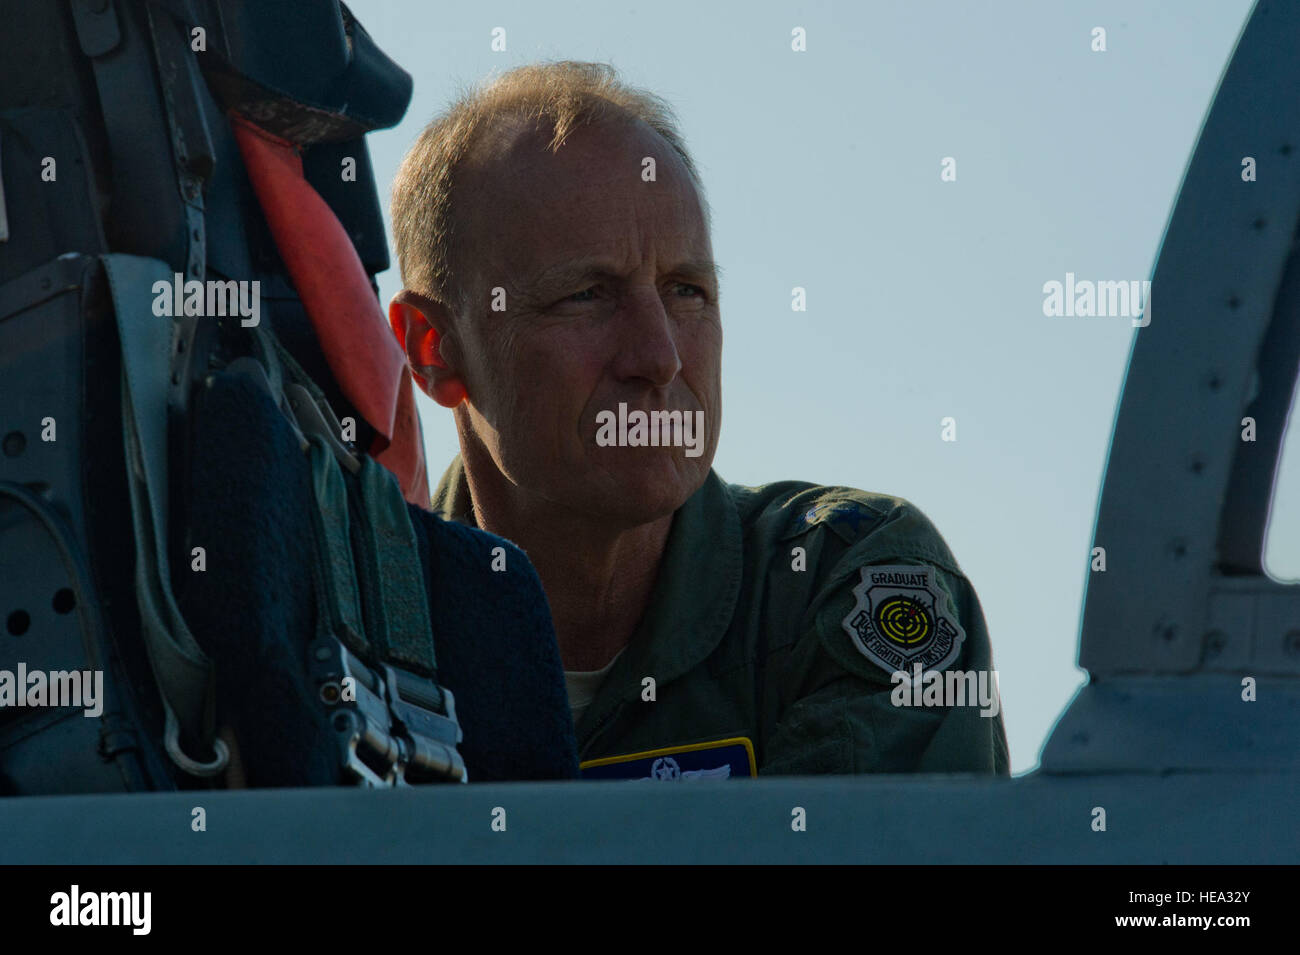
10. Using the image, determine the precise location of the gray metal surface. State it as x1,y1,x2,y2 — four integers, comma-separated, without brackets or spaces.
1040,676,1300,772
1078,0,1300,677
0,771,1293,864
1041,0,1300,781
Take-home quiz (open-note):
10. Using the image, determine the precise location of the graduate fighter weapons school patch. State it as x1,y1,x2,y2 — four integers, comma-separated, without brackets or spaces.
840,564,966,676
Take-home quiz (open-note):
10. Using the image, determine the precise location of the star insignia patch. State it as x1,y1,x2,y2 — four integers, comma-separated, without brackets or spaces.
802,501,870,534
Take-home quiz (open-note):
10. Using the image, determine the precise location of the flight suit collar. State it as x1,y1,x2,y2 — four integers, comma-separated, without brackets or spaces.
430,454,474,524
428,457,744,752
602,467,742,673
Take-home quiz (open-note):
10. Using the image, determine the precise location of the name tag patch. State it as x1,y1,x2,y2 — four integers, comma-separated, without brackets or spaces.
580,737,756,781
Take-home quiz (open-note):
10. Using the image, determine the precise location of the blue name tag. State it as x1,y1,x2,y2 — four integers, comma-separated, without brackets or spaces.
580,737,756,781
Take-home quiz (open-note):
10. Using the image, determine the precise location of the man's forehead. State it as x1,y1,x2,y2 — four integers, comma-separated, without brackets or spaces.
465,113,674,187
459,117,711,284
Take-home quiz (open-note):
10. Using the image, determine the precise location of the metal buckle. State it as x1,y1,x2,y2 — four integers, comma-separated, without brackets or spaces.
382,663,465,783
310,635,467,786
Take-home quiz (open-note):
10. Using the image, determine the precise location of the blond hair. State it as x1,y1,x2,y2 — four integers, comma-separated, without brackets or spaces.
391,60,708,310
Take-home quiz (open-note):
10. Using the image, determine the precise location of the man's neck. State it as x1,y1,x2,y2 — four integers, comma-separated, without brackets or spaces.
460,454,672,672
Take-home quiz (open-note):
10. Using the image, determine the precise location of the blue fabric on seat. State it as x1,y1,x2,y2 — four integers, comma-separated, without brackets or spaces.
178,369,577,785
407,507,579,782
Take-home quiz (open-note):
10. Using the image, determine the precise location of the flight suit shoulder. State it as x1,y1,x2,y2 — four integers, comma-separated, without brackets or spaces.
808,496,975,685
729,479,961,574
732,480,970,664
729,479,977,682
738,484,1007,774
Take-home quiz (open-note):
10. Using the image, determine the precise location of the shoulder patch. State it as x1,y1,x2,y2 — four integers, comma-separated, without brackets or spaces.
840,564,966,676
790,499,882,542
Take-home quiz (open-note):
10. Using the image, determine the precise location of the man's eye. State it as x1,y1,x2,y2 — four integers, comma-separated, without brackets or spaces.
673,283,707,299
564,286,599,303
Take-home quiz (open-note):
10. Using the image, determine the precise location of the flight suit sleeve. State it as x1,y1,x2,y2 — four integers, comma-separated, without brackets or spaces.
759,502,1010,776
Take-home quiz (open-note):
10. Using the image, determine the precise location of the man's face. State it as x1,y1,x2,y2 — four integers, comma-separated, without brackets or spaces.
451,117,722,527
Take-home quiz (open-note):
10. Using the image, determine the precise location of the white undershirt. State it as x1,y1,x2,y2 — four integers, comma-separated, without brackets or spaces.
564,648,626,725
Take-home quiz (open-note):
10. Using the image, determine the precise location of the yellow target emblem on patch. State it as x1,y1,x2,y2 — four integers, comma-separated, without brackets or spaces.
874,595,933,647
841,564,967,676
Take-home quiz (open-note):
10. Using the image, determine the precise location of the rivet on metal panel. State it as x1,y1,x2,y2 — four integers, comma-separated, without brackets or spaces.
1154,619,1179,643
1203,629,1228,659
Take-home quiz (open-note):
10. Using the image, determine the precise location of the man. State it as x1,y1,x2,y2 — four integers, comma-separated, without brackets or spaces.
388,61,1009,777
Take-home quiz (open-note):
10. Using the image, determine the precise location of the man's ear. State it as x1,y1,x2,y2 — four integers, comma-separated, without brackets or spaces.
388,289,469,408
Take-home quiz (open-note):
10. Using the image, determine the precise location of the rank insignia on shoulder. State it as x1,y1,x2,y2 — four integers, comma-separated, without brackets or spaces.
579,737,756,781
840,564,965,675
801,500,871,534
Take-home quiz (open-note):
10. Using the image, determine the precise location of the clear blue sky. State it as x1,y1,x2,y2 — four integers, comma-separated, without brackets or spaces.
346,0,1289,774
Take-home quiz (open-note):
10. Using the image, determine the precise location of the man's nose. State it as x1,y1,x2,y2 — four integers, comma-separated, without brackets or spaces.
612,288,682,388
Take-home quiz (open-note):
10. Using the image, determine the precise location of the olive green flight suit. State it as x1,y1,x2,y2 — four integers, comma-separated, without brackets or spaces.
432,457,1010,776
